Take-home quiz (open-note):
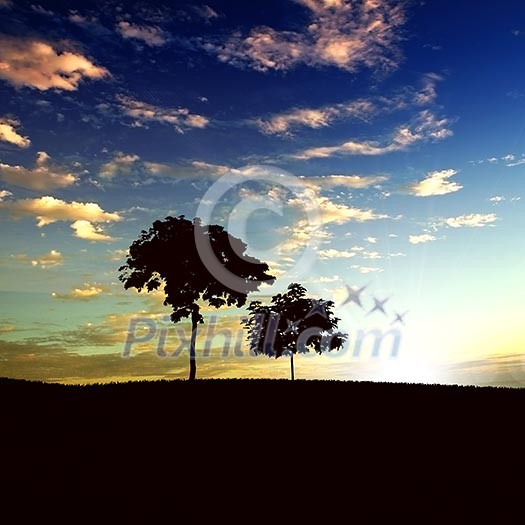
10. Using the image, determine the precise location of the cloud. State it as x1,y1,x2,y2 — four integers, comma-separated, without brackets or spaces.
414,73,442,105
289,188,388,225
444,213,497,228
0,152,77,190
407,169,462,197
0,0,12,9
409,234,436,244
193,5,220,22
256,99,375,136
52,282,108,301
291,110,453,160
100,152,140,179
489,196,505,204
0,196,121,237
116,95,209,133
0,117,30,147
12,249,63,269
144,160,231,179
70,220,116,242
366,236,377,243
255,73,444,137
203,0,406,73
0,189,12,201
301,174,388,189
318,248,355,259
117,21,169,47
0,36,109,90
351,264,382,274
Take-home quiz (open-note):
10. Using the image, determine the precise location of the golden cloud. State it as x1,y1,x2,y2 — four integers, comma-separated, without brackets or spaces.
0,37,109,90
0,152,76,190
0,117,30,147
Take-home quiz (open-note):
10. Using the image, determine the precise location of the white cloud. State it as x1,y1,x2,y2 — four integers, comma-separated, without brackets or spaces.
0,152,76,190
366,236,377,243
203,0,406,73
100,152,140,179
0,189,12,201
300,174,388,189
0,36,109,90
444,213,497,228
71,220,116,242
292,111,453,160
0,196,121,232
289,189,388,225
117,21,168,47
52,282,108,301
13,249,63,269
351,264,382,274
0,117,30,147
318,248,355,259
408,169,462,197
489,196,505,204
116,95,209,133
409,234,436,244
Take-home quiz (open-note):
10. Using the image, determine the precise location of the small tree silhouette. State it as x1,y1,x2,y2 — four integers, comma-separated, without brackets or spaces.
119,215,274,380
242,283,347,380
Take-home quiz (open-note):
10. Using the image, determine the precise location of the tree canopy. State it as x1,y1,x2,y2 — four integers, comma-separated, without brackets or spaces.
242,283,347,377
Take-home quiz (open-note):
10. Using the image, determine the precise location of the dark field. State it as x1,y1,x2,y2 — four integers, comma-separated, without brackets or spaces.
1,378,522,520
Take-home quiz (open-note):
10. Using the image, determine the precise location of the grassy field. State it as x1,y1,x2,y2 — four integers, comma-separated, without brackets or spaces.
2,377,521,520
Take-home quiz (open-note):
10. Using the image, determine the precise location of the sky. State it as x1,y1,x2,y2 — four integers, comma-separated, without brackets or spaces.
0,0,524,386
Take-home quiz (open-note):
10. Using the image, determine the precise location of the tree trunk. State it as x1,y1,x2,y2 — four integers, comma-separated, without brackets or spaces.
189,306,200,381
290,352,295,381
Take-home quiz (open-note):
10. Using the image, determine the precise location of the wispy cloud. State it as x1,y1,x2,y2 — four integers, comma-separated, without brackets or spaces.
0,117,30,148
291,111,453,160
0,152,76,190
116,21,169,47
12,249,63,269
202,0,406,73
192,4,220,22
100,152,140,179
0,36,109,91
52,282,108,301
256,99,375,136
318,248,356,259
116,95,209,133
255,73,443,137
351,264,382,274
414,73,442,105
407,169,462,197
299,174,388,189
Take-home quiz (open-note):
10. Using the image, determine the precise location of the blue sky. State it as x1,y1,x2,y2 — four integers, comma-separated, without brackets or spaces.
0,0,524,385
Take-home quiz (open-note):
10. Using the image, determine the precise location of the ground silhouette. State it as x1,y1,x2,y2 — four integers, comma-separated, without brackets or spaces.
1,377,521,521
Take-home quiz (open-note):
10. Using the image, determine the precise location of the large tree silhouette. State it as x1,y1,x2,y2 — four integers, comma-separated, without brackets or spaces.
119,215,274,380
242,283,347,380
